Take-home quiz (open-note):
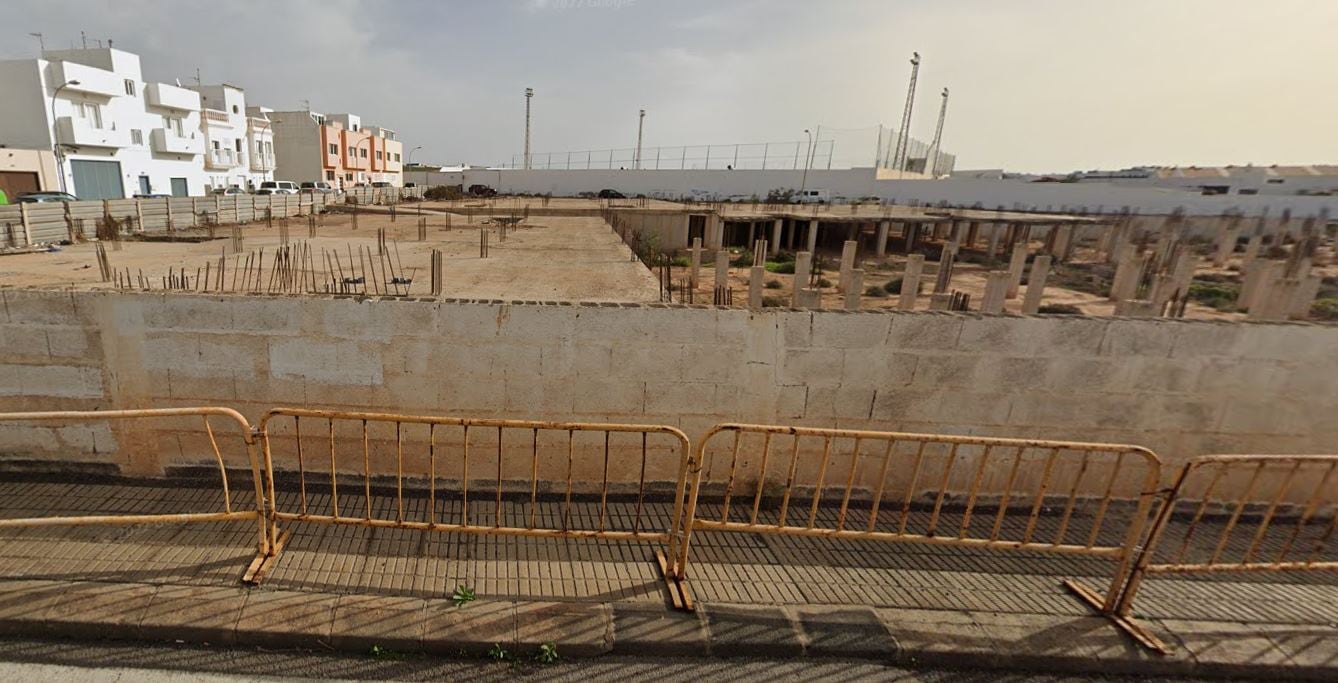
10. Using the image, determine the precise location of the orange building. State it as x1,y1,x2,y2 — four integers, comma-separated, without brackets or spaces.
270,110,403,189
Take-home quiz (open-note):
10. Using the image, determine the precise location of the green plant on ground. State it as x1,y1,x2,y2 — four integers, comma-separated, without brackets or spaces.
729,249,754,267
1312,298,1338,321
771,250,796,263
762,295,788,307
1187,281,1240,312
535,643,560,664
670,255,690,268
764,279,782,289
452,585,476,607
883,277,904,294
864,285,888,298
488,643,509,661
1037,304,1083,315
766,261,796,274
368,644,404,660
816,277,833,288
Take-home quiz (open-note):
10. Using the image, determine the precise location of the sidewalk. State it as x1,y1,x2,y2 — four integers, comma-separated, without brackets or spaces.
0,478,1334,678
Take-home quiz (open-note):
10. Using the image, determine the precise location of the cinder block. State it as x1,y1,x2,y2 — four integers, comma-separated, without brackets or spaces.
779,348,844,385
0,364,103,399
680,344,744,382
956,316,1030,354
572,378,643,415
886,314,963,350
437,303,505,342
840,350,917,389
1,290,81,326
810,313,890,349
0,324,50,358
644,381,715,416
269,339,383,385
974,357,1052,392
780,311,814,347
803,385,877,420
1044,357,1127,393
910,353,982,389
43,325,97,359
1099,320,1177,357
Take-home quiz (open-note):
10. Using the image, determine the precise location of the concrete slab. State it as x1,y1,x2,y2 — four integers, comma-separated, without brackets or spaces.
233,589,338,649
137,585,246,645
0,580,77,635
41,581,158,640
329,594,427,653
421,599,515,656
969,610,1187,676
793,605,898,658
514,601,612,657
1157,619,1301,678
875,607,996,667
703,604,803,657
610,601,708,656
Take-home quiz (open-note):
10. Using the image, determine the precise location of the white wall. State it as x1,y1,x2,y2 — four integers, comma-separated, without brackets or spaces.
404,167,1336,218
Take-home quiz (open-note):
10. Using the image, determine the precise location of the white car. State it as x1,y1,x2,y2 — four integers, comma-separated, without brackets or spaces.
259,181,299,195
211,186,246,196
792,189,829,204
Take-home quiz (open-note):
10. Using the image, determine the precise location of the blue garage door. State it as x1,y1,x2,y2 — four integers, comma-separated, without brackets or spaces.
70,159,125,200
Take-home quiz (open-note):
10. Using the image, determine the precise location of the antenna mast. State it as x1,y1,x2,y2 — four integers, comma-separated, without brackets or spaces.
927,87,949,176
890,51,921,174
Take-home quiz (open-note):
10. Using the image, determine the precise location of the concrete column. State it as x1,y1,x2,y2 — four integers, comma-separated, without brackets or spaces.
1005,244,1029,299
844,269,863,310
806,219,819,253
1109,244,1141,301
1292,275,1322,319
770,219,782,256
707,213,723,250
1114,299,1158,317
797,287,822,308
1021,255,1052,314
985,224,1001,263
1250,277,1297,321
928,293,952,311
1213,222,1242,267
1241,234,1264,270
875,220,890,256
904,223,917,254
1052,225,1074,262
715,247,730,288
792,251,812,306
898,254,924,310
1238,260,1279,311
932,246,955,294
980,270,1010,314
838,240,857,293
689,237,702,288
749,265,765,309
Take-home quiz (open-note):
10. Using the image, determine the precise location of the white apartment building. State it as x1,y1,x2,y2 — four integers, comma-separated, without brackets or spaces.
0,47,208,199
187,84,275,191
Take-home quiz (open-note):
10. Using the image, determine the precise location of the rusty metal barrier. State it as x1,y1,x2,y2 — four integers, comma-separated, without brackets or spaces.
0,408,272,580
1068,454,1338,654
679,423,1162,614
252,408,695,606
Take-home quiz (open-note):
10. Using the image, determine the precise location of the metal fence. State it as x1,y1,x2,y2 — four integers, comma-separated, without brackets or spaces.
0,408,271,578
1067,454,1338,654
678,423,1162,614
252,408,695,604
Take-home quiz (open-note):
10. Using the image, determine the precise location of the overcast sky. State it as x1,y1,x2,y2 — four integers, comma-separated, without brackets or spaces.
4,0,1335,172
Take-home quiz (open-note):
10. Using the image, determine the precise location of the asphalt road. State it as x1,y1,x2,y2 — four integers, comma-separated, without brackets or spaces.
0,636,1211,682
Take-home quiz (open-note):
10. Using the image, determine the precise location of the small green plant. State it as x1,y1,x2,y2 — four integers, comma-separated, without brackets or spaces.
670,255,691,268
766,261,796,274
815,277,832,288
764,279,782,289
535,643,560,664
452,585,476,607
761,295,788,307
1037,303,1082,315
488,643,509,661
729,249,755,267
1312,297,1338,321
368,644,403,660
864,285,887,298
883,277,904,294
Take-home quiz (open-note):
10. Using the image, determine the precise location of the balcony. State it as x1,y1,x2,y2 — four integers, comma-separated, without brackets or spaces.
144,82,200,112
50,61,123,98
250,152,274,172
150,128,203,155
205,148,244,169
202,109,232,128
55,116,129,148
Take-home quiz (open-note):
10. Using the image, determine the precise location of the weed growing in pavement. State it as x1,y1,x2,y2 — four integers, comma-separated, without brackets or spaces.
488,643,509,661
535,643,560,664
452,585,476,607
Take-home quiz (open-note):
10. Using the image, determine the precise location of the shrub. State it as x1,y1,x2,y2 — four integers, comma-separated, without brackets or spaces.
864,285,888,298
1037,304,1082,315
762,295,788,307
1311,298,1338,321
766,261,796,274
1188,281,1240,311
816,277,832,288
423,185,463,201
764,280,782,289
729,249,754,267
670,255,690,268
883,277,904,294
772,250,796,263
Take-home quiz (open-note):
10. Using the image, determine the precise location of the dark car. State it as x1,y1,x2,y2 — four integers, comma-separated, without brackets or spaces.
133,193,172,199
597,189,625,199
16,191,78,203
468,184,497,197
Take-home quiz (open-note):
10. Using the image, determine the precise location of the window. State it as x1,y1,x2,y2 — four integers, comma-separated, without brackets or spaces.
394,153,401,162
376,151,382,160
232,105,239,114
76,102,103,128
360,148,367,158
131,129,143,145
326,170,335,181
348,146,355,157
345,173,353,181
328,143,338,155
265,141,272,155
1266,178,1285,184
124,79,136,96
234,139,242,152
161,115,184,136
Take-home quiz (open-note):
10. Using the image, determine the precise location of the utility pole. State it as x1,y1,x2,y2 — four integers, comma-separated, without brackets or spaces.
634,109,645,170
28,33,44,54
891,51,921,176
927,87,949,177
523,87,534,170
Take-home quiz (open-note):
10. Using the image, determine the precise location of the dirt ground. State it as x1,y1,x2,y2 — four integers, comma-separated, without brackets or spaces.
0,209,661,303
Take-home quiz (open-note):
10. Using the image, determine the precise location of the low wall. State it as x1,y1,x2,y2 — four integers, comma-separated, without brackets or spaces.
1,289,1334,492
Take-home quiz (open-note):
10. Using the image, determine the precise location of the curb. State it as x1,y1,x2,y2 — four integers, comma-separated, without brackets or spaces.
0,579,1332,680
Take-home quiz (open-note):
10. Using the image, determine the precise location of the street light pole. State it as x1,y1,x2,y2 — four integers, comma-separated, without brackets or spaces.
50,79,80,195
798,128,813,201
634,109,645,170
406,145,422,187
523,88,534,170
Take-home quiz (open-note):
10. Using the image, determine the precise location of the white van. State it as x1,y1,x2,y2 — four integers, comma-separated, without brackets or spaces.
792,189,829,204
260,181,299,195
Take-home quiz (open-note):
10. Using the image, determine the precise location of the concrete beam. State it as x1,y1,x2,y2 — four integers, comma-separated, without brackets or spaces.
1021,255,1052,314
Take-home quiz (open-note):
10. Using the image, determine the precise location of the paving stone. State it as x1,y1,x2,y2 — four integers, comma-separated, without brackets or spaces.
137,585,246,645
421,599,515,656
234,589,338,649
41,581,158,640
1257,622,1338,672
610,601,708,656
329,594,427,653
703,603,803,657
793,605,898,658
515,601,612,657
969,610,1188,676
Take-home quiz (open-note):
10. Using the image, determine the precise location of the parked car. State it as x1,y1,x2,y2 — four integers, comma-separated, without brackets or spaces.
403,182,417,188
259,181,299,195
371,181,393,189
300,181,335,194
211,187,246,196
791,189,829,204
133,193,172,199
15,191,78,203
597,189,625,199
468,184,497,197
254,188,277,195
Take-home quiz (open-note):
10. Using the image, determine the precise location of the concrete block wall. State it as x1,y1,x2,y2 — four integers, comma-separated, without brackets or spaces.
1,288,1335,498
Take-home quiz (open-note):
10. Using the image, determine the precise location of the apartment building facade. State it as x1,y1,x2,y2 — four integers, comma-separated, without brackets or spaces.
186,84,276,191
270,110,403,189
0,47,208,199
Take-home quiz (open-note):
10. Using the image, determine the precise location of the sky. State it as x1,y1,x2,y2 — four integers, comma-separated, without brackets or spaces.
3,0,1336,173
